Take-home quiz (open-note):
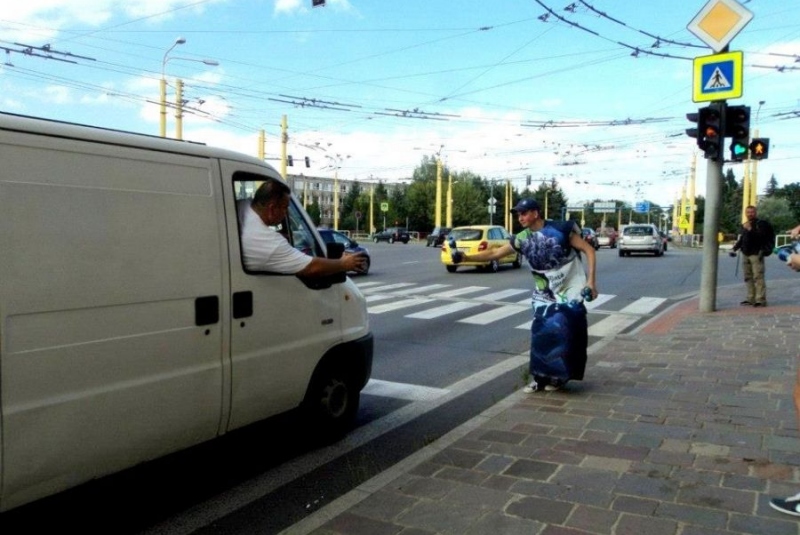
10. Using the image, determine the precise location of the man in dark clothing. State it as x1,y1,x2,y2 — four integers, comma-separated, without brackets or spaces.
731,205,775,307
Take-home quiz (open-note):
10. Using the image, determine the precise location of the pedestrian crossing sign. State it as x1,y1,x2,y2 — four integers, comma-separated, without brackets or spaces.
693,50,743,102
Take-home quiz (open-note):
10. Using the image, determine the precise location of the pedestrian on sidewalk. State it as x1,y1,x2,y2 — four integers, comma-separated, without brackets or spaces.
450,198,597,392
731,205,775,307
770,224,800,516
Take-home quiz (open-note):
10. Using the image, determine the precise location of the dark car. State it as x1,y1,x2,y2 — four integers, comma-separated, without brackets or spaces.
581,228,599,250
373,227,410,244
426,226,451,247
318,229,371,275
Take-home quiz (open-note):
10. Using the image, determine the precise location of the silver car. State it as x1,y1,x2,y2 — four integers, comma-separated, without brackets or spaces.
618,224,664,257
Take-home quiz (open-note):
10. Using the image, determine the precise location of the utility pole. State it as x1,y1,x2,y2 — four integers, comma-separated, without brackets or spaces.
280,115,288,180
686,0,753,312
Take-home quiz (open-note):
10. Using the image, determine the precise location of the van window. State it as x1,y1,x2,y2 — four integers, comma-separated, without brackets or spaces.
233,176,324,271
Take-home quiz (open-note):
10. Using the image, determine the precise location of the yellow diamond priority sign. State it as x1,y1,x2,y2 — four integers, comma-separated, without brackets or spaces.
688,0,753,53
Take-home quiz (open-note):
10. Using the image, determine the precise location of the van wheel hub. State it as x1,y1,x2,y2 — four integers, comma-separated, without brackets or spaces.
321,378,349,419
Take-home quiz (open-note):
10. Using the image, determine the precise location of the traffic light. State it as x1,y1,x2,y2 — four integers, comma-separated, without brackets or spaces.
726,105,751,162
699,104,723,161
686,111,701,149
305,156,311,167
526,175,531,186
287,155,294,166
749,138,770,160
312,0,326,6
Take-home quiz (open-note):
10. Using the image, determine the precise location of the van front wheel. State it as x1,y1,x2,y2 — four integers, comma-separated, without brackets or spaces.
304,365,359,438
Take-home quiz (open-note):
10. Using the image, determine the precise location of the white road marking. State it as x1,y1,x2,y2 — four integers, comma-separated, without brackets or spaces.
394,284,451,295
472,288,529,301
583,294,615,310
368,298,435,314
459,298,529,325
362,379,449,401
365,294,395,303
430,286,489,298
405,301,482,319
361,282,417,293
620,297,667,315
588,314,641,337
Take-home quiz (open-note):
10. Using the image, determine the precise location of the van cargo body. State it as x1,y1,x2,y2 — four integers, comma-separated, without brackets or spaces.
0,113,372,511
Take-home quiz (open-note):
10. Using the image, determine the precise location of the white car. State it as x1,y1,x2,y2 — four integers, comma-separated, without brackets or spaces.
618,224,664,257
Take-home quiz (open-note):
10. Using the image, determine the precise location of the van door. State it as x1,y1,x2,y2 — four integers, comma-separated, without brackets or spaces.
220,166,342,430
0,133,227,509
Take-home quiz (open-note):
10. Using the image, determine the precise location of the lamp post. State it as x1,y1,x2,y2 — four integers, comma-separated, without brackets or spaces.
161,38,185,138
326,153,350,230
160,37,219,138
544,188,550,220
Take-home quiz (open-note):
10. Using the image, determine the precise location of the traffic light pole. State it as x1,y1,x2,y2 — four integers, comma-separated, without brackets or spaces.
699,102,725,313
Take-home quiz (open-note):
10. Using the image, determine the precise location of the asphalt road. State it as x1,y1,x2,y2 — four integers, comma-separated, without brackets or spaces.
2,241,792,534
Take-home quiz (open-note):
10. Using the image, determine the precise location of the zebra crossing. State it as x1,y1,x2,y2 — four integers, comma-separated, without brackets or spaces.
357,280,668,338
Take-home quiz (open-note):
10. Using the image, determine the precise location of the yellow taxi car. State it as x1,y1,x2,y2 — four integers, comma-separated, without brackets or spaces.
441,225,522,273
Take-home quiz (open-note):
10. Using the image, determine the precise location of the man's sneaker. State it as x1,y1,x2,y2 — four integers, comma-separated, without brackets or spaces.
523,381,541,393
544,383,562,392
769,493,800,517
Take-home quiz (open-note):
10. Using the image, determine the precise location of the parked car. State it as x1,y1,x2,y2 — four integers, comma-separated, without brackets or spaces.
441,225,522,273
318,229,371,275
373,227,410,244
595,228,617,248
581,228,600,250
426,226,451,247
618,224,664,257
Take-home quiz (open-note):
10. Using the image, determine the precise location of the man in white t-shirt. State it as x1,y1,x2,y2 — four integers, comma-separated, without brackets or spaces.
241,179,367,276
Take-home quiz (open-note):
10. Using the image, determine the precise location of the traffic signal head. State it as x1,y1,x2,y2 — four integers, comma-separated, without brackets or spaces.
749,138,770,160
287,155,294,166
305,156,311,167
686,111,701,148
726,105,751,162
698,104,722,161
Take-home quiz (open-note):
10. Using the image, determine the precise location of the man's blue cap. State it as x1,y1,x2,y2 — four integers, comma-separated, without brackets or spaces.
511,198,541,214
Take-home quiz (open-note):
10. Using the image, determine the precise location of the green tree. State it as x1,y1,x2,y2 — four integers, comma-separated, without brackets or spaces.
773,182,800,223
306,200,321,226
765,173,779,197
720,167,743,233
339,181,363,231
758,196,794,234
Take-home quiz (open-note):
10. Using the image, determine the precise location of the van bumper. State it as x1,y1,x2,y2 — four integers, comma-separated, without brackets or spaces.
349,332,374,391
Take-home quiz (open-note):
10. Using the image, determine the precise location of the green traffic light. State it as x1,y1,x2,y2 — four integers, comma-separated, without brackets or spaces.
732,143,748,155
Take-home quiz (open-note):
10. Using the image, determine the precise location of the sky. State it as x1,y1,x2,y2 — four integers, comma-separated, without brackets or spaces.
1,0,798,208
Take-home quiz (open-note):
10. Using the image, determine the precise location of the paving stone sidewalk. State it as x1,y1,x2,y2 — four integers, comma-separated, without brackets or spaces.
294,279,800,535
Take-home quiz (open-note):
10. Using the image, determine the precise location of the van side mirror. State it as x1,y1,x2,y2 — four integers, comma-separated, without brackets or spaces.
327,242,345,259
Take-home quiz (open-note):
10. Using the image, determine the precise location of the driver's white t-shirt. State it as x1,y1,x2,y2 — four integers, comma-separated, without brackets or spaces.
241,206,312,274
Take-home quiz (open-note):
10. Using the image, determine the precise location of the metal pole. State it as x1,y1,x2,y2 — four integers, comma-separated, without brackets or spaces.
175,78,183,140
699,102,725,313
159,77,167,137
435,158,443,228
489,179,494,225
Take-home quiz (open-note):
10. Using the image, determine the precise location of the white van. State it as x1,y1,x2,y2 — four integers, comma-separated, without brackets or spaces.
0,113,373,511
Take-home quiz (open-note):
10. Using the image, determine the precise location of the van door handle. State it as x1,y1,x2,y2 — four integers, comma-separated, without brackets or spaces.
195,296,220,326
233,291,253,319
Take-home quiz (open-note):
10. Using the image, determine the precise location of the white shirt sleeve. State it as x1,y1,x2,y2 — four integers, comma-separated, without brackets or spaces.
241,207,313,274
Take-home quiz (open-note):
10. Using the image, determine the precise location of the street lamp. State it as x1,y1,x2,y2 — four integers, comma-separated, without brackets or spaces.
161,37,185,138
544,188,550,220
326,153,350,230
160,37,219,138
